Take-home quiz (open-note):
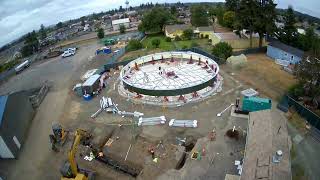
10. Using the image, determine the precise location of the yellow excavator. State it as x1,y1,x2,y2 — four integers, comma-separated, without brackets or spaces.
60,129,95,180
49,123,69,152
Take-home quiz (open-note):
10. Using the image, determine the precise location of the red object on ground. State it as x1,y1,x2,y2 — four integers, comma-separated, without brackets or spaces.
192,92,199,98
135,94,143,99
178,95,186,103
166,71,176,77
202,64,209,69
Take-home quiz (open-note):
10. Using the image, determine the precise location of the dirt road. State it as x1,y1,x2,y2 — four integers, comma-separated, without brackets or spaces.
0,41,103,179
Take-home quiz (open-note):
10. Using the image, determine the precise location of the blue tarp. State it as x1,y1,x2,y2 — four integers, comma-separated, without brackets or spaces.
0,96,8,126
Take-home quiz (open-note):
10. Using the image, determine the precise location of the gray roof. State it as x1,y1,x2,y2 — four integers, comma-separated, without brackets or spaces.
165,24,192,34
197,26,214,32
269,41,304,57
0,96,8,125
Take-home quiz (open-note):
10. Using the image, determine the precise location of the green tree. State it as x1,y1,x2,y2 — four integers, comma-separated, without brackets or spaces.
39,24,47,40
56,22,63,29
212,42,233,63
126,40,143,51
191,5,209,27
175,36,181,41
223,11,235,28
278,6,298,46
165,37,172,42
295,48,320,98
225,0,240,11
151,38,161,48
139,7,173,33
297,27,317,51
209,4,225,26
235,0,258,48
119,25,126,34
97,28,105,39
182,29,193,40
22,31,39,57
253,0,277,47
80,16,86,26
170,6,177,15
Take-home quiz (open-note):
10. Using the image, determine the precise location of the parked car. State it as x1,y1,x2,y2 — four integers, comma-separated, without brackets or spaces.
67,47,77,52
15,60,30,74
61,50,75,58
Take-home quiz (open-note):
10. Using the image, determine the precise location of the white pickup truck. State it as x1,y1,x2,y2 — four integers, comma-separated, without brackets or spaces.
15,60,30,74
61,47,77,58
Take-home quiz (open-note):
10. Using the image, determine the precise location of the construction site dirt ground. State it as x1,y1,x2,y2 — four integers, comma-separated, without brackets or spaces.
48,66,247,180
0,39,316,180
0,40,250,180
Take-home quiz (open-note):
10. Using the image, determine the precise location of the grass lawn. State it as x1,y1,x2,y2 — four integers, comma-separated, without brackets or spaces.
223,53,297,100
121,34,212,62
141,34,175,51
141,34,212,51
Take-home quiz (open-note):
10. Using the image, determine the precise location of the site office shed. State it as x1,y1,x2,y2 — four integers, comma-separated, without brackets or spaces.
0,91,35,158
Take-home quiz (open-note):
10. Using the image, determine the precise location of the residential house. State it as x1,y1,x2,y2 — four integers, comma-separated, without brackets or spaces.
112,18,130,31
194,26,214,38
267,41,304,64
165,24,192,39
211,30,263,49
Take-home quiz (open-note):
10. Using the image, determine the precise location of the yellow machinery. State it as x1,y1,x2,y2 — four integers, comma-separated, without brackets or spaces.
60,129,95,180
49,123,69,151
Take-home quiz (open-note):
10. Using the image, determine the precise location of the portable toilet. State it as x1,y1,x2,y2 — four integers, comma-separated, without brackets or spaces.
96,47,111,55
242,96,272,112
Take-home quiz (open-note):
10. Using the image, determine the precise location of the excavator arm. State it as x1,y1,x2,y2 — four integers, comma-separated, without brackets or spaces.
61,129,94,180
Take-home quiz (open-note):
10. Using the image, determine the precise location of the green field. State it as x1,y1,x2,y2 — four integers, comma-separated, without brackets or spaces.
141,35,175,50
141,34,212,51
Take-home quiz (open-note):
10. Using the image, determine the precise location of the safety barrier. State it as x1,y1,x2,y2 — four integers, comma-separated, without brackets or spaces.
279,95,320,130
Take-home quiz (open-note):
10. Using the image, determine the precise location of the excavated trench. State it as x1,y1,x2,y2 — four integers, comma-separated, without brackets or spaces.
175,139,196,170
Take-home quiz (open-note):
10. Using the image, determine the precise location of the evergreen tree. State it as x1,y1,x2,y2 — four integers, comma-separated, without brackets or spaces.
236,0,258,47
278,6,298,46
39,24,47,40
254,0,277,47
97,28,104,39
225,0,240,11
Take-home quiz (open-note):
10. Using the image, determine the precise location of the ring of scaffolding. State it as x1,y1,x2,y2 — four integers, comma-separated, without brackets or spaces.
118,51,222,106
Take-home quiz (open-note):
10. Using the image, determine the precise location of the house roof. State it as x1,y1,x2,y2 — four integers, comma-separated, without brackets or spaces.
269,41,304,57
215,32,240,40
112,18,130,25
0,96,8,126
241,110,291,180
197,26,214,32
165,24,192,34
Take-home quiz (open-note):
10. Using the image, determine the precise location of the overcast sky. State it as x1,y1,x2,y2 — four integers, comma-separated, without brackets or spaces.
0,0,319,47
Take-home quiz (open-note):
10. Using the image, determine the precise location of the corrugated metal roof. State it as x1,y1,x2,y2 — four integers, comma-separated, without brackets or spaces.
269,41,304,57
83,74,100,86
0,96,8,126
112,18,130,25
215,32,240,40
